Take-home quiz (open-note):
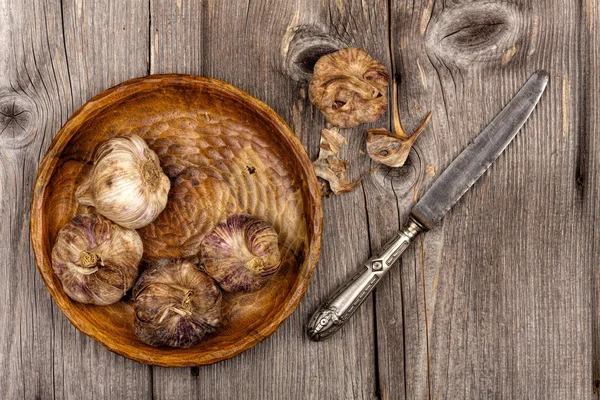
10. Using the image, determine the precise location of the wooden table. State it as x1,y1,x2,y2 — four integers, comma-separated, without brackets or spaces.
1,0,597,398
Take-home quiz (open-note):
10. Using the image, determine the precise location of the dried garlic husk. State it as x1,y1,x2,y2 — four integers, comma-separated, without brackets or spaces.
200,214,281,293
318,126,347,158
76,135,170,229
366,83,432,168
132,259,221,348
51,214,143,305
309,48,389,128
313,127,374,195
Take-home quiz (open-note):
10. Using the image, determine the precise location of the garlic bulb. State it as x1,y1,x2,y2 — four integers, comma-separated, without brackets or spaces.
132,259,222,348
51,214,143,305
76,135,170,229
200,214,282,293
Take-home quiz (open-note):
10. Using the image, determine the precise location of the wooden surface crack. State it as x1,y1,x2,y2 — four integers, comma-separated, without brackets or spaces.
0,0,598,398
420,236,432,400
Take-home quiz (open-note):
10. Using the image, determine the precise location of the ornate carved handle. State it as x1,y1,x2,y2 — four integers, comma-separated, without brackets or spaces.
307,216,425,341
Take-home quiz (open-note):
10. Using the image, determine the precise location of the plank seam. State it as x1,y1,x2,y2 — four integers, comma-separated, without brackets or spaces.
147,1,155,398
361,180,381,400
59,0,74,113
419,236,432,400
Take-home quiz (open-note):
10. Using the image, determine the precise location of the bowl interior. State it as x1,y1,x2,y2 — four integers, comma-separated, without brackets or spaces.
31,75,322,366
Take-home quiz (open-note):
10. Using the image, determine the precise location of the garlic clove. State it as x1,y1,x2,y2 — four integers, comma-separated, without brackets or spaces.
132,259,222,348
200,214,282,293
51,214,143,305
76,135,170,229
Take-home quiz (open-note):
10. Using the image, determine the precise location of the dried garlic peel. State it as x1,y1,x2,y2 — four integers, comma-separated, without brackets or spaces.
313,127,375,195
366,82,432,168
309,48,389,128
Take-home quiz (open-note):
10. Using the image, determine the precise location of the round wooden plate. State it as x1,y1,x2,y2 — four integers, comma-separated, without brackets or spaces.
30,75,323,366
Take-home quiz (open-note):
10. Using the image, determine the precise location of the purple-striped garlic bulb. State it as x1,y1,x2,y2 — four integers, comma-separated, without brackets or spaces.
200,214,282,293
132,259,222,348
51,214,143,305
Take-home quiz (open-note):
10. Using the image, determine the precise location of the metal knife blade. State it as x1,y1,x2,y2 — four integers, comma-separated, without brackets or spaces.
411,70,549,229
307,70,549,341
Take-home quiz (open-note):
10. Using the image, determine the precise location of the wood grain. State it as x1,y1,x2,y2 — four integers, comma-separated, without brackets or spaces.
30,74,322,367
149,0,386,398
2,0,600,398
380,0,594,399
0,0,153,398
588,0,600,397
0,2,59,397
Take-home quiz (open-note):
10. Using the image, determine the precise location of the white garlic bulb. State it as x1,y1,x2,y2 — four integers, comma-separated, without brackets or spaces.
76,135,170,229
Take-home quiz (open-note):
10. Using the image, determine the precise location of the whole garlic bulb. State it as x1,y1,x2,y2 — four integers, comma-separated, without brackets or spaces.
76,135,170,229
51,214,143,305
200,214,282,293
132,259,222,348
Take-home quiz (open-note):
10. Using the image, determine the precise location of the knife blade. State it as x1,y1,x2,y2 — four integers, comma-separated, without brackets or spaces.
308,70,549,341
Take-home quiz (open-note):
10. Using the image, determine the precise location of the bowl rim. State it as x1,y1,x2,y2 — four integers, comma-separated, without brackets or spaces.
30,74,323,366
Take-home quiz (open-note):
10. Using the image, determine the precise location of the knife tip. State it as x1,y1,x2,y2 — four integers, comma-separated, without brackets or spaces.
533,70,550,85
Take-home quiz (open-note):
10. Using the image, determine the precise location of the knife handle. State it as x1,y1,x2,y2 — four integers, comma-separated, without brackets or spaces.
307,216,425,341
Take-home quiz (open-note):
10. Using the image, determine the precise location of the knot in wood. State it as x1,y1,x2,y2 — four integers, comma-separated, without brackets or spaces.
372,149,422,197
425,2,529,69
281,25,345,82
0,94,36,149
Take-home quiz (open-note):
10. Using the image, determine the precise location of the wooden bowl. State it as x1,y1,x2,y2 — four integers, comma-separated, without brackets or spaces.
30,75,322,366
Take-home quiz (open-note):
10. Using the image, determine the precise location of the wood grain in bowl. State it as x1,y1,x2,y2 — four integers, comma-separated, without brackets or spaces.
30,75,322,366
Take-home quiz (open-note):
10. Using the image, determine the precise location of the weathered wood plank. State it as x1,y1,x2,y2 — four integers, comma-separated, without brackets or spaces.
1,0,598,398
588,0,600,397
149,0,203,75
368,0,444,397
0,0,152,398
149,0,388,399
378,0,593,398
53,0,153,398
0,0,76,398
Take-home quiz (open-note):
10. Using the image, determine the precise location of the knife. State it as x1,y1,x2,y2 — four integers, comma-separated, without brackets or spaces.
308,70,549,341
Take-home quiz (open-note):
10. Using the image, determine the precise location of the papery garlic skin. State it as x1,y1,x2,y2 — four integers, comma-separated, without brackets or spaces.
366,82,432,168
312,127,373,196
76,135,170,229
200,214,282,293
132,259,222,348
51,214,143,305
309,48,389,128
